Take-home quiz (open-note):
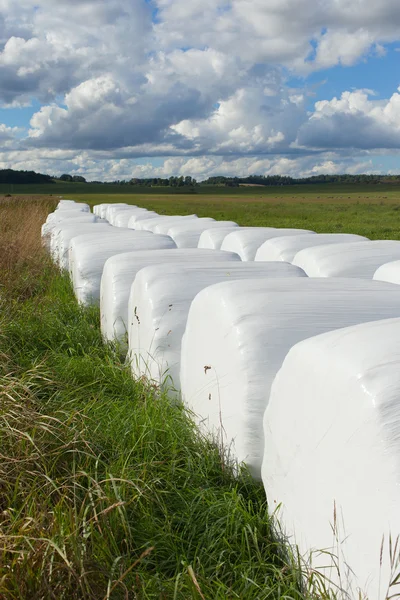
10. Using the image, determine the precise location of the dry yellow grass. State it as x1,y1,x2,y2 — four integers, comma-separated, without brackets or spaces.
0,195,57,299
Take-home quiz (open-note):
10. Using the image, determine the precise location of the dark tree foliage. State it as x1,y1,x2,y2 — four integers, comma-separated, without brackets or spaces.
0,169,54,184
202,174,400,186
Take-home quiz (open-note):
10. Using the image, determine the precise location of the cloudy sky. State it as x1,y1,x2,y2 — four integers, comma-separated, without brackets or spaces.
0,0,400,181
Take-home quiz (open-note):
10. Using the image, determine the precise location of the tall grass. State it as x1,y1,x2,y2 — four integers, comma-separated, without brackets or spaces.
0,197,315,598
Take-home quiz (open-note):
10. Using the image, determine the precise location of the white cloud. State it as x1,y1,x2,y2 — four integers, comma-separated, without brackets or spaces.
1,0,400,176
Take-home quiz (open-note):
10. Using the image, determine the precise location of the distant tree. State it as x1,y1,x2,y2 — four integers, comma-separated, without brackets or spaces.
59,174,73,182
72,175,86,183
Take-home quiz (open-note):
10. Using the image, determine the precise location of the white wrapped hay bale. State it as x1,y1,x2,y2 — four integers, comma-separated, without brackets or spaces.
56,202,90,212
293,240,400,278
52,223,113,270
57,200,78,209
168,221,238,248
128,212,159,228
181,277,400,477
69,231,174,306
106,205,139,226
374,259,400,285
198,227,246,250
113,209,148,228
101,249,241,347
41,212,97,249
105,203,128,219
95,203,115,219
255,233,368,263
129,261,306,393
153,216,212,235
134,215,199,233
221,228,316,261
263,318,400,600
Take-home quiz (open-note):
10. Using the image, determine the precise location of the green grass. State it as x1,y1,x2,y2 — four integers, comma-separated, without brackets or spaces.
64,189,400,240
0,198,321,599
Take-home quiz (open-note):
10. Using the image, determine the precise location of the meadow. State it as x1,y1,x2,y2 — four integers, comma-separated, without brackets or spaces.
1,187,397,599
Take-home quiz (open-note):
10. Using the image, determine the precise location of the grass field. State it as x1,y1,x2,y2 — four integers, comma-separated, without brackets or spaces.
64,186,400,240
2,188,396,598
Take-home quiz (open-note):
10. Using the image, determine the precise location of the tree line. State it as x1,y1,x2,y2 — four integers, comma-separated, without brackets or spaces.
2,168,400,187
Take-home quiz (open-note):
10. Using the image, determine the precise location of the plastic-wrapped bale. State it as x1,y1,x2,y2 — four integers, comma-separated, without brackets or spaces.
128,212,159,228
153,217,213,235
114,209,149,228
100,248,241,348
57,200,78,209
221,228,316,261
180,277,400,478
104,203,128,220
374,259,400,285
96,204,115,219
129,262,307,394
263,317,400,600
154,216,206,235
134,215,199,233
198,227,246,250
56,202,90,212
255,233,369,263
293,240,400,278
41,212,97,249
106,205,139,226
69,231,175,306
52,223,113,270
168,221,239,248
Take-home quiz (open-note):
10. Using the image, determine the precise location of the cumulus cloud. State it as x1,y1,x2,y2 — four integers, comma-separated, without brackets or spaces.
297,89,400,149
1,0,400,176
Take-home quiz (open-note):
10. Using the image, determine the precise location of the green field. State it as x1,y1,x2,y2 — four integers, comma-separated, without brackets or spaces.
1,189,398,598
62,185,400,240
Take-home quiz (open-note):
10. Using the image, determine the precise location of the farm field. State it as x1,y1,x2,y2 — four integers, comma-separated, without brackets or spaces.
67,187,400,240
2,189,400,598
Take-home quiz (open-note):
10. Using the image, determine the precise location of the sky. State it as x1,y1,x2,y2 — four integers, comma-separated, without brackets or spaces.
0,0,400,181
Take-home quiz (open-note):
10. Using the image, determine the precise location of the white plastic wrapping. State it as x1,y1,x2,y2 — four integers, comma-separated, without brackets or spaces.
263,317,400,600
106,205,137,225
153,217,212,235
221,228,316,261
113,209,148,228
198,227,246,250
180,277,400,477
293,240,400,278
41,213,97,248
127,212,159,228
56,202,90,212
168,221,238,248
374,259,400,285
100,249,241,346
255,233,368,263
95,204,114,219
69,230,173,305
129,262,307,393
104,203,129,221
57,200,79,209
52,223,113,270
133,215,197,233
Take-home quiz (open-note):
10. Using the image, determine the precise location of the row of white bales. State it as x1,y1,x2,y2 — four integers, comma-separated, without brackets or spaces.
42,199,400,599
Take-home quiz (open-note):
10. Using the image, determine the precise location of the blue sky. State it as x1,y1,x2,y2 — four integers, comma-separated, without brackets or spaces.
0,0,400,180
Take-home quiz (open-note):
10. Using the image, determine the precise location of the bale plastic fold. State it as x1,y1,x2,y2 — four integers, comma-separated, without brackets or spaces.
180,278,400,477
